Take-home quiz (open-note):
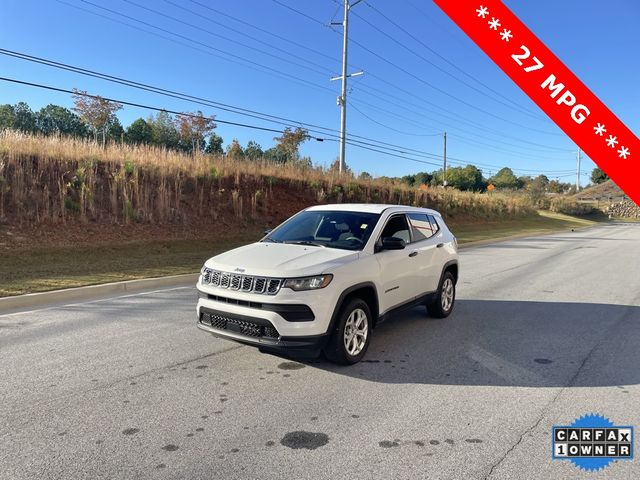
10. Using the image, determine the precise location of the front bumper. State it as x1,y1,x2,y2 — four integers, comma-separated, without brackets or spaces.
196,280,338,337
197,306,328,356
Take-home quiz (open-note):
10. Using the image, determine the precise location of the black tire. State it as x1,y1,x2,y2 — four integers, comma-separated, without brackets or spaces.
323,298,372,365
427,271,456,318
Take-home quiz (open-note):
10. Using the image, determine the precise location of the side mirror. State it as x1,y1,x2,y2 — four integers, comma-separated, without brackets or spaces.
263,229,273,236
379,236,406,251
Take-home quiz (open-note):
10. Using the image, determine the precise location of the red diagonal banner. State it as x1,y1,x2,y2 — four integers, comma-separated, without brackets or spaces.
433,0,639,205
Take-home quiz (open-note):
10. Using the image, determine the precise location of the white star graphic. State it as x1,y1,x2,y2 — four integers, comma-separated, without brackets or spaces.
617,146,630,159
488,17,501,30
593,123,606,136
605,135,619,148
476,6,489,18
500,29,513,42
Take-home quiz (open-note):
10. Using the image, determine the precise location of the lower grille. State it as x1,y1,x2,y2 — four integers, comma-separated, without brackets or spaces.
200,310,279,339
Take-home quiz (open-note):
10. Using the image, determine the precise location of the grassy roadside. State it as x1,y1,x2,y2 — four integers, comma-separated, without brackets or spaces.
0,212,605,297
448,210,603,244
0,235,261,297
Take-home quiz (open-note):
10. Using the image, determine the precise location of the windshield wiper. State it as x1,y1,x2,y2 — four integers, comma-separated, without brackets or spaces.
283,240,324,247
262,236,281,243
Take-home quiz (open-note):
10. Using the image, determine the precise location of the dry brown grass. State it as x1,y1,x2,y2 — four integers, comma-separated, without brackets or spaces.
0,130,535,227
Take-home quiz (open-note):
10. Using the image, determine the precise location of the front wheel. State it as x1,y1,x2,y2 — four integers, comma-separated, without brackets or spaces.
427,271,456,318
324,298,372,365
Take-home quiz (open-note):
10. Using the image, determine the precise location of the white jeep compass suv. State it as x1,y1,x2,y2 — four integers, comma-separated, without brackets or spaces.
196,204,459,364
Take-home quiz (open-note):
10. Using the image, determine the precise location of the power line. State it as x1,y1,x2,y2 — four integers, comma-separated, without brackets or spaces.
125,0,330,77
67,0,575,157
0,76,444,167
351,6,540,121
271,0,330,28
0,49,322,132
445,133,576,164
350,89,573,154
0,48,451,160
186,0,342,67
0,77,286,135
363,1,545,120
350,102,442,137
1,73,577,177
351,98,572,162
329,0,560,134
3,6,579,176
270,0,574,152
66,0,336,96
347,34,561,137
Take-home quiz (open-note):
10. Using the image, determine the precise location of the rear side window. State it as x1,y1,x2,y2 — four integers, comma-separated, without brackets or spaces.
428,215,440,234
408,213,437,241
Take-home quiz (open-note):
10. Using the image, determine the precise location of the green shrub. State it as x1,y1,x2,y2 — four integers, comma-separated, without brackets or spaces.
64,196,79,212
123,160,136,175
124,200,138,221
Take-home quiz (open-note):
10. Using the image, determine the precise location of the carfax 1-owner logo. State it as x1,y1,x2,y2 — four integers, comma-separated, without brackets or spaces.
552,414,634,472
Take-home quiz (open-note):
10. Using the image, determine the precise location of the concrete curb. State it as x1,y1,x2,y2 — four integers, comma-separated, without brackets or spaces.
0,273,199,313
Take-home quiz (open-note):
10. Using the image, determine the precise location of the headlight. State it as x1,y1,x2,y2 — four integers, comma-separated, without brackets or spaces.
282,274,333,291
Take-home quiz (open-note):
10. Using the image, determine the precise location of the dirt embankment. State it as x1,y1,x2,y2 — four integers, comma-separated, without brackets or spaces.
0,133,536,251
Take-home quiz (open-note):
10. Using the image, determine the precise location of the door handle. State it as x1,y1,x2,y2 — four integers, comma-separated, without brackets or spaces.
436,243,444,248
408,251,418,257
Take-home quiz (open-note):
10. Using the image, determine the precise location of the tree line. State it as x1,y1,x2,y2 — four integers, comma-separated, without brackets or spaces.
0,94,310,164
366,164,608,194
1,95,608,191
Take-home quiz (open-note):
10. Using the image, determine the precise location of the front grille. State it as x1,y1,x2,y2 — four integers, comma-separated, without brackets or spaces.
201,268,282,295
200,310,279,339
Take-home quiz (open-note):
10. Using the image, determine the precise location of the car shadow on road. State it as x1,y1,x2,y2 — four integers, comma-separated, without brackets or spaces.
301,299,640,388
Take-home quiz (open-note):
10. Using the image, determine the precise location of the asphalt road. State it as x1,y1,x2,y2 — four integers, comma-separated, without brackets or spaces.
1,224,639,480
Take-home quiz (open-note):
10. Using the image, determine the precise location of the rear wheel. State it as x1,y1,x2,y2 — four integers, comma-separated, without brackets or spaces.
324,298,372,365
427,271,456,318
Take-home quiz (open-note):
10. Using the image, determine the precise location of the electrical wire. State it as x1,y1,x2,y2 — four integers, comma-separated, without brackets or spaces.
67,0,335,96
187,0,341,67
363,1,545,119
0,48,449,160
125,0,330,77
270,0,575,152
0,75,579,176
63,0,575,155
0,76,446,167
349,102,442,137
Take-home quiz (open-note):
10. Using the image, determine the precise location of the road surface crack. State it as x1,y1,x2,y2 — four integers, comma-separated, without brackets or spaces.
482,305,635,479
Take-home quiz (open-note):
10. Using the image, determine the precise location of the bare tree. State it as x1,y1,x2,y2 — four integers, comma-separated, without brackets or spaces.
72,89,122,147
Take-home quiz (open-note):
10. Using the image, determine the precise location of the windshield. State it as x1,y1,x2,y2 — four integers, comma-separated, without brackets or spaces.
265,210,381,251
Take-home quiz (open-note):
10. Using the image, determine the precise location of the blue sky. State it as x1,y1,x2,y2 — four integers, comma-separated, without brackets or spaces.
1,0,638,182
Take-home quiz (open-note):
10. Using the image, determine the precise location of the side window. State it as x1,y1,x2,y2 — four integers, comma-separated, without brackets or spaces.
428,215,440,234
407,213,434,241
379,214,411,244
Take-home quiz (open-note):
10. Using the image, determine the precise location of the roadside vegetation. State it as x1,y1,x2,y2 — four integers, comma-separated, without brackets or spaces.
0,130,536,229
0,212,603,297
0,95,625,297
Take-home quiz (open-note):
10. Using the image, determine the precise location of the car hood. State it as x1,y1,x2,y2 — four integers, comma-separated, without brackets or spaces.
204,242,358,277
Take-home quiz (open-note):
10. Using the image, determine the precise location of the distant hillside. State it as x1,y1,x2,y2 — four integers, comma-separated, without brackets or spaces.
574,179,625,202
